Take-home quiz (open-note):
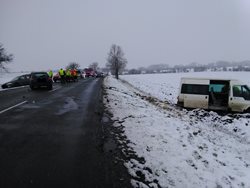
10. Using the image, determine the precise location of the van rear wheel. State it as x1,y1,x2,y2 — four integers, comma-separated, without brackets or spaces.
246,108,250,113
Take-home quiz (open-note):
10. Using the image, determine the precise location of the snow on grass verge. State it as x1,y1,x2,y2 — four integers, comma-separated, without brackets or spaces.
104,76,250,188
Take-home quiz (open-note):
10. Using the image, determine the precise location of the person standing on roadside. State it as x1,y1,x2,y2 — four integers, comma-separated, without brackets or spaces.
48,70,53,80
66,69,71,82
59,68,65,84
72,69,77,82
70,69,74,82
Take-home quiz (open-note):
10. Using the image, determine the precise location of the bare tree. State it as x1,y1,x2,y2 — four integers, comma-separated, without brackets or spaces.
89,62,99,71
106,44,127,79
0,44,13,71
66,62,80,70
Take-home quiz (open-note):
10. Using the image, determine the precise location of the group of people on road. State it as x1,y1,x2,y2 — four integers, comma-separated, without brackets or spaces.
47,68,80,84
58,68,78,83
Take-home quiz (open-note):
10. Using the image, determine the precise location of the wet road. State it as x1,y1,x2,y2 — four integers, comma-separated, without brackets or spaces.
0,78,131,188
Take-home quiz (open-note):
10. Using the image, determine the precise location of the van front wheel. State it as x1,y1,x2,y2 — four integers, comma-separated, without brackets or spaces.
177,101,184,107
246,108,250,113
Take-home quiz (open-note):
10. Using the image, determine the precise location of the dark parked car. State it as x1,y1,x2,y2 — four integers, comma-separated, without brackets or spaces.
30,72,53,90
84,68,95,77
96,72,104,78
1,74,31,89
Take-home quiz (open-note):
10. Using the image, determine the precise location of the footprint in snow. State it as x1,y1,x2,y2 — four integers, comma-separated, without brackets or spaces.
186,159,198,170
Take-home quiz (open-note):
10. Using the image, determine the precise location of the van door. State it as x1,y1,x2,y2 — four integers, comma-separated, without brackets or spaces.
182,84,209,109
229,85,250,112
184,94,209,109
208,80,230,110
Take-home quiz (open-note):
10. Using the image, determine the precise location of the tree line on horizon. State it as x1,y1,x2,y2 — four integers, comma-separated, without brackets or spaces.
125,60,250,75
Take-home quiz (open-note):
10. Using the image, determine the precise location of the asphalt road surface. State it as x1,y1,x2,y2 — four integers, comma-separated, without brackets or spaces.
0,78,131,188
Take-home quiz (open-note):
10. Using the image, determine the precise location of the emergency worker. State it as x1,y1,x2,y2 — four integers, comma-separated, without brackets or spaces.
48,70,53,79
70,69,74,81
59,68,65,83
66,69,71,82
73,69,77,82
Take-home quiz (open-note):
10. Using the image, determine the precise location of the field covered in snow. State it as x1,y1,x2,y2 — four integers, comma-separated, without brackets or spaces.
104,72,250,188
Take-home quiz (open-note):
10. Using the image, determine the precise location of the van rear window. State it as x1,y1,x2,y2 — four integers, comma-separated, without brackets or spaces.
181,84,209,95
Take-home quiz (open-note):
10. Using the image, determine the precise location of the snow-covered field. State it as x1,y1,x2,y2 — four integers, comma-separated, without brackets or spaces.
104,72,250,188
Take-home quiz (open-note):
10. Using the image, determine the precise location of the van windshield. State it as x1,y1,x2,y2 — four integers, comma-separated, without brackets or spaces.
233,85,250,100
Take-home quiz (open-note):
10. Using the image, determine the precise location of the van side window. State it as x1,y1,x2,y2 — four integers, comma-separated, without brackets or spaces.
181,84,208,95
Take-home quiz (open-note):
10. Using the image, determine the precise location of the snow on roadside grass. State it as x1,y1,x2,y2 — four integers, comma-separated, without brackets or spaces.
104,76,250,188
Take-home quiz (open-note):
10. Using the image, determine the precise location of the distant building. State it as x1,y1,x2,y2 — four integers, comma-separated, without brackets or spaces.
186,68,194,72
226,67,233,71
122,71,129,75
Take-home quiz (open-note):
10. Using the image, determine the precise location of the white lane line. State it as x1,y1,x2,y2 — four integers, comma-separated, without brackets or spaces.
0,85,29,92
49,87,61,93
0,100,28,114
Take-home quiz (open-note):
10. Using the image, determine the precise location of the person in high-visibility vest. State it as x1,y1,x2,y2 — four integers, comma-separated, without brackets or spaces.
66,69,71,82
59,68,65,83
48,70,53,79
70,69,74,82
73,69,77,82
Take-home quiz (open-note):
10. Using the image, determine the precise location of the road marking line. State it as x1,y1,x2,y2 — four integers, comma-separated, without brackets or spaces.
0,100,28,114
0,85,29,92
49,87,61,93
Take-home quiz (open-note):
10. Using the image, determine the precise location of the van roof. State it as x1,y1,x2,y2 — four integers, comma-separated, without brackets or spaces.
181,77,239,81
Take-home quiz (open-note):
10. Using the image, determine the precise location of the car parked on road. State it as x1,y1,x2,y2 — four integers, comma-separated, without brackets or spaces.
1,74,31,89
96,72,105,78
84,68,96,77
30,72,53,90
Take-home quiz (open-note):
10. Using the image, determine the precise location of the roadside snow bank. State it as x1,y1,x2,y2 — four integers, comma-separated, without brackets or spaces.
104,76,250,188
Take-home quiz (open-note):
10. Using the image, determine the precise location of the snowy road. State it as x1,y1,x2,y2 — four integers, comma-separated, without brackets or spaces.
0,78,131,188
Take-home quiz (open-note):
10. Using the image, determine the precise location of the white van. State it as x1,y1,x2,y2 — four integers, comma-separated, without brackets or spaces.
177,77,250,113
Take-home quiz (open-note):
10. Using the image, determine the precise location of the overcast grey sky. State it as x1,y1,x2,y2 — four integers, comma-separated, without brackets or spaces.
1,0,250,71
